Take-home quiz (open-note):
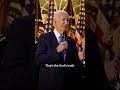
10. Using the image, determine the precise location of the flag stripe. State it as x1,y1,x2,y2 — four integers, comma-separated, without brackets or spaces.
75,0,85,46
45,0,56,32
86,0,115,46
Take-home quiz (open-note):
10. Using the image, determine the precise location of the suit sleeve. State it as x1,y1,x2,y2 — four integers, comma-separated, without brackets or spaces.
35,34,60,66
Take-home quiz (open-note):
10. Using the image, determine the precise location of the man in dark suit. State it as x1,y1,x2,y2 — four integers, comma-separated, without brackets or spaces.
1,14,36,90
35,10,83,90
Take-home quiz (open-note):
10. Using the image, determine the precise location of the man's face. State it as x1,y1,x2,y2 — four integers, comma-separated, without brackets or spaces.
53,12,69,33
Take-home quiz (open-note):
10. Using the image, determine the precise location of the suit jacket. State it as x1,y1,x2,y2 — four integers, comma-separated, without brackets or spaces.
1,14,36,90
35,31,79,90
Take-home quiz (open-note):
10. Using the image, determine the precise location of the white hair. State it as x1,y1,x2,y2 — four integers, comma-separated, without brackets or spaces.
53,10,69,20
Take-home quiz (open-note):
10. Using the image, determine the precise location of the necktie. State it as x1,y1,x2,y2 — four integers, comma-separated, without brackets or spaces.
58,35,64,43
58,35,66,61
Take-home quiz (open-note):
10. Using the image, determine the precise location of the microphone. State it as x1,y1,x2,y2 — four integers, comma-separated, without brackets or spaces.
63,32,67,54
63,31,67,41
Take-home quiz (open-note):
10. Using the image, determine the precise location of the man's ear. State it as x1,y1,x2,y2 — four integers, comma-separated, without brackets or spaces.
53,20,56,27
53,20,56,23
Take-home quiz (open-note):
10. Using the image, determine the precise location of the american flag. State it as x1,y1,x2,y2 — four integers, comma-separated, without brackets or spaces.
75,0,85,46
86,0,115,46
8,0,35,25
45,0,56,32
8,0,22,24
66,0,76,39
35,0,44,42
22,0,35,16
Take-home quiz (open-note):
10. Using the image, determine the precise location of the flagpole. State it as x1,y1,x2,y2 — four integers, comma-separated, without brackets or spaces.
35,0,39,41
69,0,72,31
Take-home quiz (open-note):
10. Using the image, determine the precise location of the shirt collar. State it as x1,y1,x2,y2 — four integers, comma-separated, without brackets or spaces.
53,29,61,42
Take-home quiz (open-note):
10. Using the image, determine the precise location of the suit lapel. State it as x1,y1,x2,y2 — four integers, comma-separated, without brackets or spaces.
50,32,59,48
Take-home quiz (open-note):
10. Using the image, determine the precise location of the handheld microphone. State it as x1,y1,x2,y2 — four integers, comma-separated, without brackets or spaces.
63,32,67,41
63,32,67,54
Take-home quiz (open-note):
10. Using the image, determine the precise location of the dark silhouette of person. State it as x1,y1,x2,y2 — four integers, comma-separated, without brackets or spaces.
1,14,37,90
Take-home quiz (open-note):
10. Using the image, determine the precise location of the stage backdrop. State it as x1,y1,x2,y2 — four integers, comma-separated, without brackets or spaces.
35,0,85,47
